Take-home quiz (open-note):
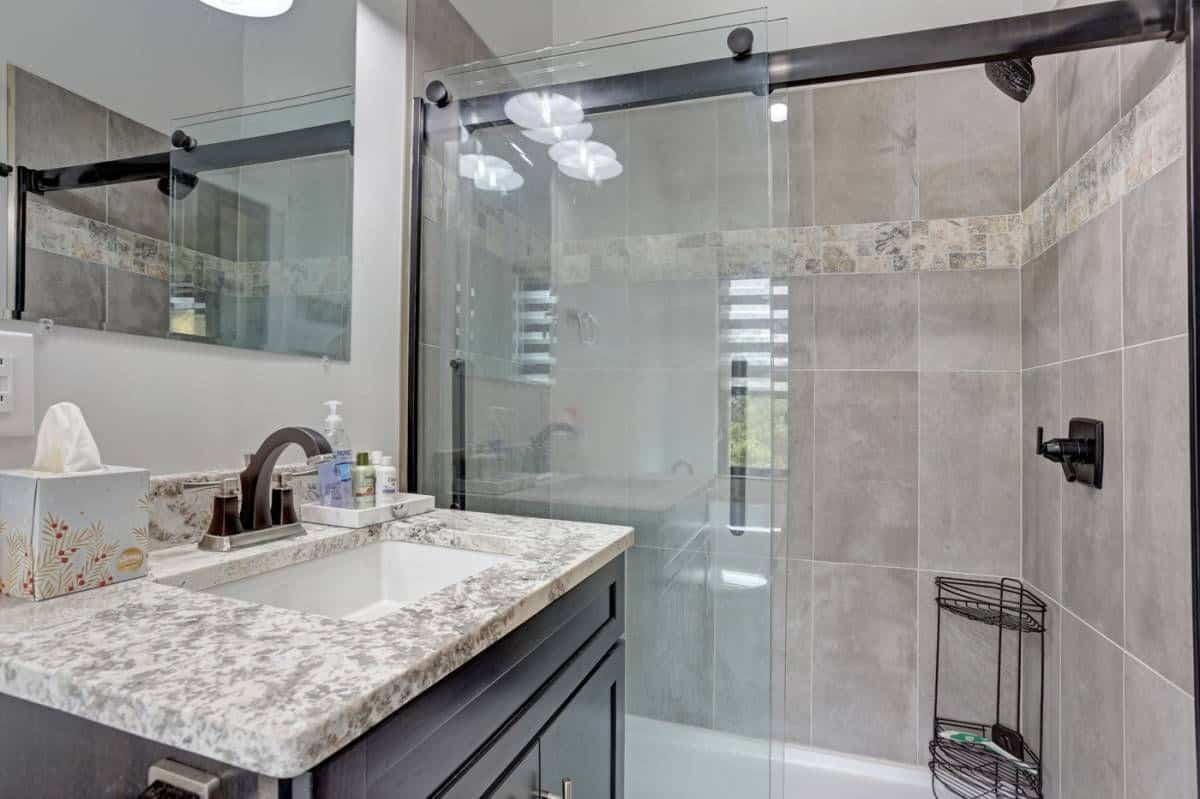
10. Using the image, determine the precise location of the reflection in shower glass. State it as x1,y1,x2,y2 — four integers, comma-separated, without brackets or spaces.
168,90,354,359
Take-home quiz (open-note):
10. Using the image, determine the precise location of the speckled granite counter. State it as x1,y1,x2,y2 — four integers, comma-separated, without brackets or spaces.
0,509,632,778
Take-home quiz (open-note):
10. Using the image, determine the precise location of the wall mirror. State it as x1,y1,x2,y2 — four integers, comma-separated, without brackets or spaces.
1,0,356,360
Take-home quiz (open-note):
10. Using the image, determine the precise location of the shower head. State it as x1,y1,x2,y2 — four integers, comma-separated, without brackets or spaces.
985,57,1035,103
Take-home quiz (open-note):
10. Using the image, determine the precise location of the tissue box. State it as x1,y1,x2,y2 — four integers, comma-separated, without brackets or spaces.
0,466,150,600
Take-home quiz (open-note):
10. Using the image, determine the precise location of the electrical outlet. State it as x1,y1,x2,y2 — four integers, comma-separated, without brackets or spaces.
0,353,12,412
0,331,34,437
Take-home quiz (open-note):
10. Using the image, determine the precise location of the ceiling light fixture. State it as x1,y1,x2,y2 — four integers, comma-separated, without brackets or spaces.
551,141,622,183
197,0,294,18
522,122,594,145
504,92,583,130
548,140,615,166
458,153,523,193
769,102,788,123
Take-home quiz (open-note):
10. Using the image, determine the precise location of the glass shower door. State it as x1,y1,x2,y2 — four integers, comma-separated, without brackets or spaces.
415,12,781,798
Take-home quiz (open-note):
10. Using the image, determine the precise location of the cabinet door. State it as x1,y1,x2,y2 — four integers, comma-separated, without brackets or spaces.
487,743,539,799
539,645,624,799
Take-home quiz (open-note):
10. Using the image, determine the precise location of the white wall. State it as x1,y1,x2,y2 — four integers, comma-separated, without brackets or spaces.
242,0,358,105
0,0,406,474
452,0,1024,56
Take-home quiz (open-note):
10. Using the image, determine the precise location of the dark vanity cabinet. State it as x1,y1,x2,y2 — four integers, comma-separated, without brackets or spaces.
312,554,626,799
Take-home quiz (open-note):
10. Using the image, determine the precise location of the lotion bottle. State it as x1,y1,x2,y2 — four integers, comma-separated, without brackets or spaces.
352,452,376,509
375,456,398,505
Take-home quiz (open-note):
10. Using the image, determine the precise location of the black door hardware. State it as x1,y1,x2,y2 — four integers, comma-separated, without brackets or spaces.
1036,418,1104,488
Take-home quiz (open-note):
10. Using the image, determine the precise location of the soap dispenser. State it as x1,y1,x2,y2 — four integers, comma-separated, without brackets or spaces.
206,478,244,538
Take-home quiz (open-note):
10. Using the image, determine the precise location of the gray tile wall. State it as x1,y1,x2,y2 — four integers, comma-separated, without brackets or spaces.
1019,39,1196,798
412,10,1195,796
10,66,172,337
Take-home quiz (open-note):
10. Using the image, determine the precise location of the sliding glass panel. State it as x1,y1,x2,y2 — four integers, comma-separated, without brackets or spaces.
416,11,780,798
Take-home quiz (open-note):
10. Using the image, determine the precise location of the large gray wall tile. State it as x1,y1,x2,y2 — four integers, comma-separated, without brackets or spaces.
1059,203,1123,360
1061,613,1124,799
1022,245,1061,368
916,67,1019,218
627,101,717,236
787,277,815,369
784,89,815,227
811,563,918,763
1120,40,1183,116
625,545,714,727
1023,367,1063,600
919,373,1021,575
1124,337,1193,690
814,273,918,369
10,67,107,222
714,552,773,738
553,111,629,242
812,77,917,224
1058,46,1120,169
919,270,1021,371
1061,352,1124,642
782,558,812,744
814,371,918,567
106,269,169,337
22,250,105,330
1021,53,1061,206
1125,655,1198,799
1122,157,1188,346
716,94,773,231
106,112,170,240
628,279,716,368
785,370,814,561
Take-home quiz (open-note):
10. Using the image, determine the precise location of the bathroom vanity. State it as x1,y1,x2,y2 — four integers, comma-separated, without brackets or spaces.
0,510,632,798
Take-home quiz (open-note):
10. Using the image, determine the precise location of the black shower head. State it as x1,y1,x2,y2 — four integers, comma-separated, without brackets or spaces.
985,57,1035,103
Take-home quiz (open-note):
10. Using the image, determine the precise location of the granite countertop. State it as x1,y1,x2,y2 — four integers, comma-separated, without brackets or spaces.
0,509,633,779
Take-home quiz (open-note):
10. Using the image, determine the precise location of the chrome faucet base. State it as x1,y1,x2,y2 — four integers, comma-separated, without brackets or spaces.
198,522,305,552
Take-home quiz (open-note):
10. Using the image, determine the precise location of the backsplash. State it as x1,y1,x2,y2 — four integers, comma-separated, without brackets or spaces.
147,465,321,549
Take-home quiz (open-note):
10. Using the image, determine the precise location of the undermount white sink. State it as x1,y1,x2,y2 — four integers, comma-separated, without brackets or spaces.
204,541,510,622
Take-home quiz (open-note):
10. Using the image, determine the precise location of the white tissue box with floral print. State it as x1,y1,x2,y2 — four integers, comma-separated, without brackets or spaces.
0,466,150,600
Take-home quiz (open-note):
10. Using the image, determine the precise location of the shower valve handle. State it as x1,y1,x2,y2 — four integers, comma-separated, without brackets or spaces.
1036,421,1103,488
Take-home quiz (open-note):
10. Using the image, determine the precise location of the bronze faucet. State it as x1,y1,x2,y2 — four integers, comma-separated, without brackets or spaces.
239,427,333,532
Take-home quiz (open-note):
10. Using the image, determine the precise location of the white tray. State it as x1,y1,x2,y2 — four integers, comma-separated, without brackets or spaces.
300,493,436,528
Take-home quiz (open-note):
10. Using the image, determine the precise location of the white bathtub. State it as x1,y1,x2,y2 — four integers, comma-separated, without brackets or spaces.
626,715,931,799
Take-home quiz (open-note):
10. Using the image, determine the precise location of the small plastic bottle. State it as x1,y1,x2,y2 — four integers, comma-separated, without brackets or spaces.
375,456,399,505
352,452,376,509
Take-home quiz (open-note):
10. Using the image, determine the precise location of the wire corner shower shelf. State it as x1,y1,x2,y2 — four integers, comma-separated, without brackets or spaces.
929,576,1047,799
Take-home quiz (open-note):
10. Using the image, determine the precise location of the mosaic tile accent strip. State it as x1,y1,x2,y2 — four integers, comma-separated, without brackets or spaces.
1023,60,1185,263
29,198,351,297
28,198,172,280
544,213,1023,284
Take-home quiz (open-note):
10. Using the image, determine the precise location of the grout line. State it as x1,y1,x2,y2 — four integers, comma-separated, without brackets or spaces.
1032,576,1196,701
1020,332,1188,372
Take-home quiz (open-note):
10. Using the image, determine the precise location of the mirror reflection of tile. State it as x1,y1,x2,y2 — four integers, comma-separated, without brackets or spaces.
8,65,352,360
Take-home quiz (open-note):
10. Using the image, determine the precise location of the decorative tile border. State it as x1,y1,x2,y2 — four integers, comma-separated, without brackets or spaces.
28,198,351,297
1023,59,1185,263
543,212,1024,285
